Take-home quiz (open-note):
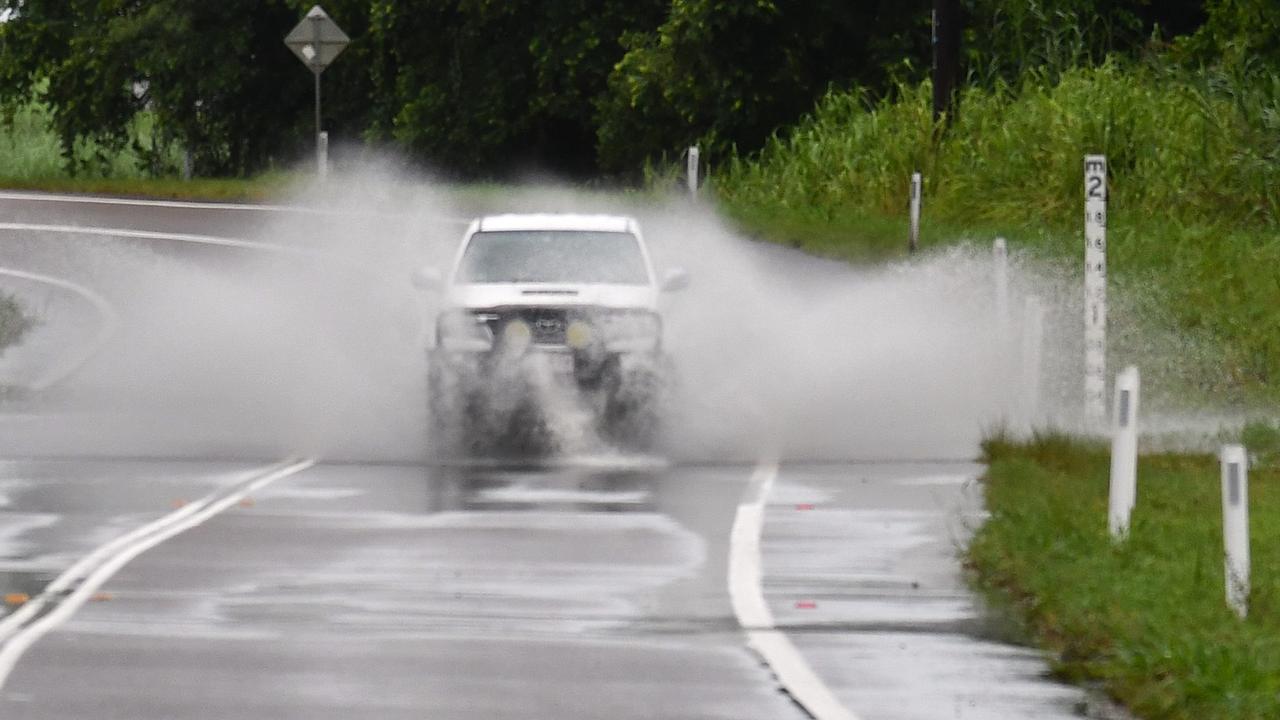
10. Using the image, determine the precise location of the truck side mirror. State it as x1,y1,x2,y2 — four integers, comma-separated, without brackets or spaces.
410,266,443,291
660,267,690,292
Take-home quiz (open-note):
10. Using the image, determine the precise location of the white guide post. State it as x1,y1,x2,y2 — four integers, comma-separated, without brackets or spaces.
686,146,700,198
1083,155,1108,423
909,172,922,253
1220,444,1250,618
1108,366,1139,540
1020,296,1044,428
993,237,1009,337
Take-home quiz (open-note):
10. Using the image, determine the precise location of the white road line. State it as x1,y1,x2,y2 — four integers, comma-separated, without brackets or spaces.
0,190,311,213
0,222,312,256
0,190,472,224
729,461,861,720
0,457,315,690
0,266,120,391
0,220,384,392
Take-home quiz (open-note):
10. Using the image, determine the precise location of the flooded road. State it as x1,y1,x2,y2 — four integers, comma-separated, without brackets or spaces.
0,189,1115,718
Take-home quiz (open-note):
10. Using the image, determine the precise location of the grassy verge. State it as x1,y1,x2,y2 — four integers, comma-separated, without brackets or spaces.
969,433,1280,718
1,95,295,203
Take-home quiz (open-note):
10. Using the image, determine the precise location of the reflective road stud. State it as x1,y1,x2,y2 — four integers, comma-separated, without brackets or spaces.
1220,444,1250,618
1108,366,1139,540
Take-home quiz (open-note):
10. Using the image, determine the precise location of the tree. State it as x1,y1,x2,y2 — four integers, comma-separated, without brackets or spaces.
364,0,666,178
0,0,326,176
594,0,931,175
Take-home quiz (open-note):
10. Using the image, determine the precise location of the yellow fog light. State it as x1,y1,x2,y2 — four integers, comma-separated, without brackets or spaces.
501,319,532,349
565,320,594,349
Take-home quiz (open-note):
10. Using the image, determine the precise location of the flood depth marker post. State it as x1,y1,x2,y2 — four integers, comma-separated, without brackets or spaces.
1220,445,1250,618
1083,155,1108,423
285,6,349,178
1108,366,1139,540
908,172,922,254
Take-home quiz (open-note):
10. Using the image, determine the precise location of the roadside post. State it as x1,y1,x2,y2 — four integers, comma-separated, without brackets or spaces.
993,237,1009,337
285,6,349,178
687,146,700,199
1107,366,1139,539
1083,155,1108,423
1020,296,1044,428
908,172,922,254
1220,444,1250,618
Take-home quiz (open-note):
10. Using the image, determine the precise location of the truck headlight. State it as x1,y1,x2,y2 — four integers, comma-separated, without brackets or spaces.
498,318,533,353
436,311,493,352
600,311,661,353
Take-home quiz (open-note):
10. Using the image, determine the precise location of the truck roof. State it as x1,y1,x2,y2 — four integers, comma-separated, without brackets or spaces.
476,213,634,233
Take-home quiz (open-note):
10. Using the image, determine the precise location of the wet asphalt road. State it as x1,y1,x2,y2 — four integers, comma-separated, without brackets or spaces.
0,458,1107,720
0,191,1110,719
1,459,808,720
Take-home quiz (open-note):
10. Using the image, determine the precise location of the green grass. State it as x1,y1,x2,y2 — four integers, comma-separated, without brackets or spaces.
970,434,1280,719
0,173,297,203
0,97,293,202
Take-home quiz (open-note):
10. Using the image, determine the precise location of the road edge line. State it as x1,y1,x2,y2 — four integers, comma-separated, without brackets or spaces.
0,457,315,691
0,191,471,224
728,460,861,720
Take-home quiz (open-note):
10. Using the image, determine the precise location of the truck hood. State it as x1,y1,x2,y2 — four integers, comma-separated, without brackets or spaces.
446,283,659,311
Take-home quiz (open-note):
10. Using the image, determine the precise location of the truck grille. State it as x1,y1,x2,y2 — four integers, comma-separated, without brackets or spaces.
481,308,568,345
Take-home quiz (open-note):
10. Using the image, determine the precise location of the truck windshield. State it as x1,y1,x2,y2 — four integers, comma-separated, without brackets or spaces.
457,231,649,285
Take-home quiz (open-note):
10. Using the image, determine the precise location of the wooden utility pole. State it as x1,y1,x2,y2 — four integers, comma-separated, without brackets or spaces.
932,0,961,123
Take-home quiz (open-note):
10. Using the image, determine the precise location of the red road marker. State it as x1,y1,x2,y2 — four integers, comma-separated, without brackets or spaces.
796,503,816,511
795,600,818,609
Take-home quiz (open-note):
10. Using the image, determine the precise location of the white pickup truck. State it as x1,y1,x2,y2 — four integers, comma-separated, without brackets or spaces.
413,213,688,453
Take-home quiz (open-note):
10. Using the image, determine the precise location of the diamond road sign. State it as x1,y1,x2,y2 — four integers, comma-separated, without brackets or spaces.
284,6,349,74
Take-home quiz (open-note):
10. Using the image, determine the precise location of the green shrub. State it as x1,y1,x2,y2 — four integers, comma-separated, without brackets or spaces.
0,292,34,355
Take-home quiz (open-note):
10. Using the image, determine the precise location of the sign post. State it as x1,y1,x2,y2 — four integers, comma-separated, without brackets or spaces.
1083,155,1108,423
285,6,349,177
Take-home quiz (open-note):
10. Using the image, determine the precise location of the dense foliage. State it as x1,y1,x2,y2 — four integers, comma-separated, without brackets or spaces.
0,0,1248,179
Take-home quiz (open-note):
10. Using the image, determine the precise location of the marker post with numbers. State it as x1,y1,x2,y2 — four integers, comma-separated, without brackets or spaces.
1083,155,1108,423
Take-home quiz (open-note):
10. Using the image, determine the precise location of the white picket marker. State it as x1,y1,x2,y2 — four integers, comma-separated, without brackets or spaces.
1020,296,1044,428
1220,444,1250,618
1083,155,1108,423
908,172,922,253
993,237,1009,336
686,146,700,198
1107,366,1139,540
